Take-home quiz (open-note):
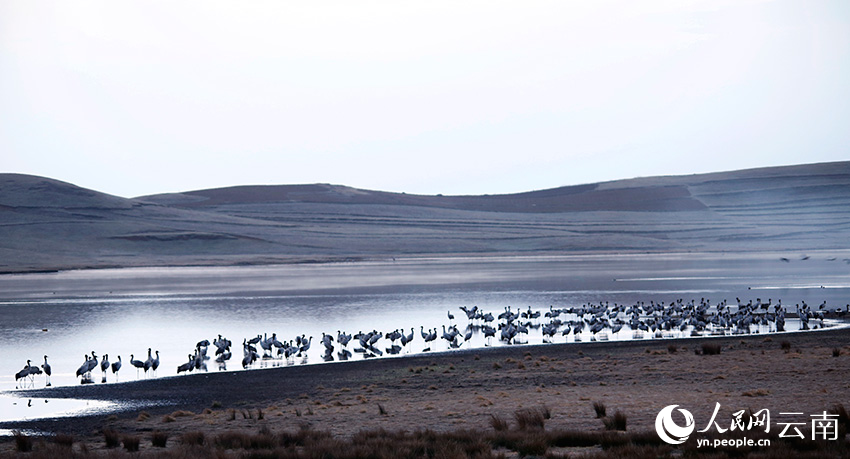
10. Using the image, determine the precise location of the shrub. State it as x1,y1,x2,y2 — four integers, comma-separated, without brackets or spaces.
833,348,841,357
667,344,678,354
781,341,792,352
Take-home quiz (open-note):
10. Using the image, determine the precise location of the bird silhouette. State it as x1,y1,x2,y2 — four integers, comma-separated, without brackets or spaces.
129,354,146,378
111,355,122,382
15,361,32,389
41,355,52,387
151,350,160,377
100,354,110,383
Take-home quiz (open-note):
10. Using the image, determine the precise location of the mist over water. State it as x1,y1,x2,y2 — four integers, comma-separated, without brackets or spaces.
1,254,847,420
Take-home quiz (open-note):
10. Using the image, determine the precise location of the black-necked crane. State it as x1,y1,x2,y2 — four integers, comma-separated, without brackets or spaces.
177,354,194,373
100,354,110,383
15,361,31,389
151,350,160,377
129,354,145,378
111,355,122,382
41,355,52,387
76,352,97,384
144,348,154,376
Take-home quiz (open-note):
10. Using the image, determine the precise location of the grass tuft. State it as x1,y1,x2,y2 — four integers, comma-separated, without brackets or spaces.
514,406,549,430
180,430,206,446
103,429,121,448
490,414,509,432
54,433,74,448
593,401,607,418
122,434,140,452
13,431,32,452
602,410,628,431
151,430,169,447
701,343,722,355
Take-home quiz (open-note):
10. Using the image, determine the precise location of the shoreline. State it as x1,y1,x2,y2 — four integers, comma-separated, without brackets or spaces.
3,325,849,439
5,247,849,276
5,318,848,403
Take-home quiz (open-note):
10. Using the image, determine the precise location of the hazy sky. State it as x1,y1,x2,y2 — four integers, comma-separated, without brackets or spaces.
2,0,848,198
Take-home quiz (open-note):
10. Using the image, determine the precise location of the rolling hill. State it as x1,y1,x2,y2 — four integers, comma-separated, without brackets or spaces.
1,162,849,273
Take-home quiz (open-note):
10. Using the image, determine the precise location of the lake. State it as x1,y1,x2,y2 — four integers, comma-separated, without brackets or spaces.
1,253,848,421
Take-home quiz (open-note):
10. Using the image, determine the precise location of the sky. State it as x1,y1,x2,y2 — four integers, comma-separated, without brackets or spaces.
1,0,848,198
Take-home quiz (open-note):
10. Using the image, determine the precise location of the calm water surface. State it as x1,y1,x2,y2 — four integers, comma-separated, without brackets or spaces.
1,254,848,420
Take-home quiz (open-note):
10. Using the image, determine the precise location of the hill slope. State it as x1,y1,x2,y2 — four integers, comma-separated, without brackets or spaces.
2,162,849,273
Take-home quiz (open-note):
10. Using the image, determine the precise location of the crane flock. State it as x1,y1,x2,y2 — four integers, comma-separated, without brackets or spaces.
12,297,845,389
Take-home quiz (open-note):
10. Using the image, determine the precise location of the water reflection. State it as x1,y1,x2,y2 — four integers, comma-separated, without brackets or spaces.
0,394,118,423
1,256,847,396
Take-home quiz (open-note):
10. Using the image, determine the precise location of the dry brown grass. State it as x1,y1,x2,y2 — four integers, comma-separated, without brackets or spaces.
13,431,33,452
592,401,607,418
602,410,627,431
103,429,121,448
180,430,206,446
514,406,550,430
151,430,169,448
121,434,140,452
